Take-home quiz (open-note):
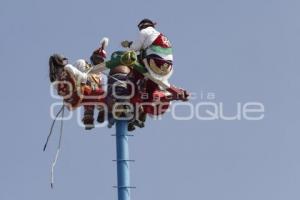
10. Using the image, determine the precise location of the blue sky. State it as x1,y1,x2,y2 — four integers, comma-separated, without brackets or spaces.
1,0,300,200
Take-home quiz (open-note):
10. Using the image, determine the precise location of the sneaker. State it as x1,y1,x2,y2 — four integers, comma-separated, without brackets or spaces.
128,123,136,132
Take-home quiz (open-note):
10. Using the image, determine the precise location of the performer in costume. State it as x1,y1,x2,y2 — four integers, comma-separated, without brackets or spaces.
49,54,105,130
121,18,173,88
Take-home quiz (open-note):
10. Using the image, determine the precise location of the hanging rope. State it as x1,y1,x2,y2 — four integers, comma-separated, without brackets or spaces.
50,105,65,189
43,104,64,151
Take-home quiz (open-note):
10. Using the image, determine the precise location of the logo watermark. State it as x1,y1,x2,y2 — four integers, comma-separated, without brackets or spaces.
49,80,265,126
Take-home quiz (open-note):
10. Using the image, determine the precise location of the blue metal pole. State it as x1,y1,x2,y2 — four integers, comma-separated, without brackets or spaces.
115,120,131,200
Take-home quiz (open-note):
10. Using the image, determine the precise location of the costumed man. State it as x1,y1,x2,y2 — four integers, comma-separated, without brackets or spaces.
121,19,173,91
90,48,141,131
73,59,106,129
49,53,106,130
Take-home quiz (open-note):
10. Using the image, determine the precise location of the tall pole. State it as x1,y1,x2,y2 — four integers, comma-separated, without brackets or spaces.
115,120,131,200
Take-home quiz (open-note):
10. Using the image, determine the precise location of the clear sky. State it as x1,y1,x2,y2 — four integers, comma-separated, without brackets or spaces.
1,0,300,200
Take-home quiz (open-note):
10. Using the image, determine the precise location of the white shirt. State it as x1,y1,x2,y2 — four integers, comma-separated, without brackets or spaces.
64,64,88,83
129,27,160,51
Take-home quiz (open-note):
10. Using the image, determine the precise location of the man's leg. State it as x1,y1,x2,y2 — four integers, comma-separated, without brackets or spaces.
82,105,95,130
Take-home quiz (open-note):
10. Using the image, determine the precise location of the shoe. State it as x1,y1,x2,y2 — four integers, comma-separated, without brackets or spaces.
82,111,94,130
128,123,136,132
97,109,105,123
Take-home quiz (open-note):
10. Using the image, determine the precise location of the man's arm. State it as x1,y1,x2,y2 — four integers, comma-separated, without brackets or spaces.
64,64,88,83
128,29,148,51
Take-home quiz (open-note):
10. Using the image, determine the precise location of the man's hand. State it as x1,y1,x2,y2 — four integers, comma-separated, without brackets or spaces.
121,40,132,48
167,85,190,101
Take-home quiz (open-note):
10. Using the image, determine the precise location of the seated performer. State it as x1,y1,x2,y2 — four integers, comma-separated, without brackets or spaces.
49,54,105,130
121,18,173,89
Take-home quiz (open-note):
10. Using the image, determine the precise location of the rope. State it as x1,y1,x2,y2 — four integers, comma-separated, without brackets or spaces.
43,104,64,151
102,71,127,84
50,105,65,189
